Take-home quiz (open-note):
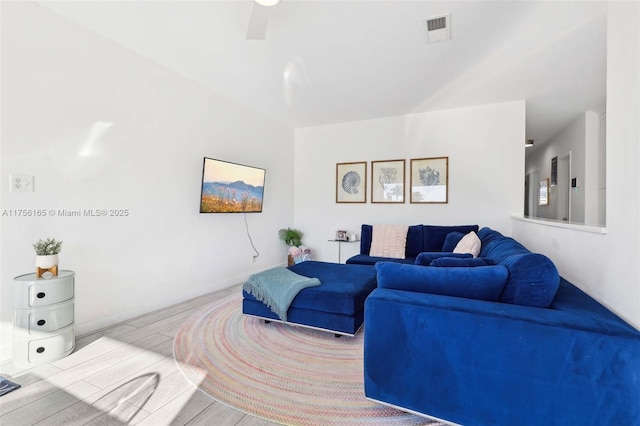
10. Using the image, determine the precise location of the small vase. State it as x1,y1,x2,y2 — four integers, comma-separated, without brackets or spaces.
35,254,59,269
35,254,59,277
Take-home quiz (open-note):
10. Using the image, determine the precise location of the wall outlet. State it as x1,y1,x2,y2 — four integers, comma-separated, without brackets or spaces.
9,175,34,192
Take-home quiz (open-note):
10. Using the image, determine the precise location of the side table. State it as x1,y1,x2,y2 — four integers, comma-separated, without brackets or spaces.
328,239,359,263
13,270,75,366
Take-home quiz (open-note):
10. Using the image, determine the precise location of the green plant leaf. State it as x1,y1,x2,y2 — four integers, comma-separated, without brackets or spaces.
33,238,63,255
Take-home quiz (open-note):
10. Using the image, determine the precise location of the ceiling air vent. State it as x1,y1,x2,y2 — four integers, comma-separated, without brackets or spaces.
424,13,451,43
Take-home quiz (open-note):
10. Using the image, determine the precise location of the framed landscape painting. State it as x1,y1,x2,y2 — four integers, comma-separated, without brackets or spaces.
371,159,405,203
336,162,367,203
410,157,449,203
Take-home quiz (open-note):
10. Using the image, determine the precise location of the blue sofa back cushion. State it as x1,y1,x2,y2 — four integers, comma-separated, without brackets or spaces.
405,225,424,257
376,261,508,302
478,227,529,260
478,227,560,308
423,225,479,252
430,257,492,267
415,252,472,266
441,231,465,252
347,254,416,266
360,224,424,257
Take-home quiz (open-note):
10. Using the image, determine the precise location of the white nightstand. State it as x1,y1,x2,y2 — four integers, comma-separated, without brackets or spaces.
13,270,75,366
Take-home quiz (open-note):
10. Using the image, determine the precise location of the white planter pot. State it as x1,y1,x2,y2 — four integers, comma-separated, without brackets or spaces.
35,254,59,269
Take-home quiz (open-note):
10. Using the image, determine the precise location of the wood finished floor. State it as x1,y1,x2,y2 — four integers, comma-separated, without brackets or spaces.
0,284,279,426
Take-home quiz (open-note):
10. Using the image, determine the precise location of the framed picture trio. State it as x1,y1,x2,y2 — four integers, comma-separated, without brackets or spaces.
336,157,449,204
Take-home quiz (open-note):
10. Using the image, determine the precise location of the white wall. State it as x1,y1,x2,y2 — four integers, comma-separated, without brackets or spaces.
294,101,525,263
0,2,294,362
514,1,640,330
584,110,600,225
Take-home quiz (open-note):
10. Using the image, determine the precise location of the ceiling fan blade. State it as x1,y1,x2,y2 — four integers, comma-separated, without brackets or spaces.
246,3,269,40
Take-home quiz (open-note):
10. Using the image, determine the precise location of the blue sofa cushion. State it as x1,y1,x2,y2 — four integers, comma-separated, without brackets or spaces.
423,225,479,252
478,227,560,308
347,254,416,266
376,261,508,301
499,253,560,308
442,231,465,252
414,252,472,266
478,227,530,260
359,224,373,254
359,224,423,257
430,257,492,267
405,225,424,257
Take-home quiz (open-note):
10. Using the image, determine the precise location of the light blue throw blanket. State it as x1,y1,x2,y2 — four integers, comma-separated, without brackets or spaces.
243,267,321,322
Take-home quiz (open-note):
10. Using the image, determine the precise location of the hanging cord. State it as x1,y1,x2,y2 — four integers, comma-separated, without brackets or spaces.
244,213,260,260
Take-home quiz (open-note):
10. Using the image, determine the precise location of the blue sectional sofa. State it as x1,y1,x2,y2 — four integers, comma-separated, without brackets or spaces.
346,224,479,265
364,227,640,425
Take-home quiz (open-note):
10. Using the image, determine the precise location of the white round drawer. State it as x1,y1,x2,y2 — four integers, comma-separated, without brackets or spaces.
27,324,75,363
14,271,75,308
14,300,74,334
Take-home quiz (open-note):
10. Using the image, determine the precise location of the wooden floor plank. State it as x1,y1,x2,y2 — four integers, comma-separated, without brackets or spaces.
185,401,245,426
237,415,282,426
125,290,229,329
0,380,100,425
140,370,194,413
0,379,60,416
83,341,170,389
116,310,197,344
136,388,214,426
74,323,138,351
46,334,172,389
2,362,62,388
0,283,280,426
53,333,127,370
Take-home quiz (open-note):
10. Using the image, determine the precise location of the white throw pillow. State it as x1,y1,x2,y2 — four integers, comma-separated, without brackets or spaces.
369,224,409,259
453,231,481,258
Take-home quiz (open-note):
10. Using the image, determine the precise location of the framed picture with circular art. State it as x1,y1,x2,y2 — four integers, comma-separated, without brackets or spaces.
336,162,367,203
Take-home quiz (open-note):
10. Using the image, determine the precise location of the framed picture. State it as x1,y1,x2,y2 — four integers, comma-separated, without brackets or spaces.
335,230,348,241
371,159,405,203
336,162,367,203
539,178,550,206
410,157,449,203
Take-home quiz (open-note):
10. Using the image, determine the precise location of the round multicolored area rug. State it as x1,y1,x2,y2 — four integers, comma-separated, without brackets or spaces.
174,294,439,425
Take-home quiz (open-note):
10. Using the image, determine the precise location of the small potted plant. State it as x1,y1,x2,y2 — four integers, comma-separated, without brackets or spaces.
278,227,303,247
33,238,63,277
278,228,304,266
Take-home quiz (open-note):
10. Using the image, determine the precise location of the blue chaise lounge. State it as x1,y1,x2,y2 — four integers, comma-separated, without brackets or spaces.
242,260,377,336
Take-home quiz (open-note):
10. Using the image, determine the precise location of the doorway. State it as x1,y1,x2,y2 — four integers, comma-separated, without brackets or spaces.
556,152,571,222
525,169,539,218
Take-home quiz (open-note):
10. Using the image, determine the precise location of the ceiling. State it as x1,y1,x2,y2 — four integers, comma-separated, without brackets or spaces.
38,0,608,145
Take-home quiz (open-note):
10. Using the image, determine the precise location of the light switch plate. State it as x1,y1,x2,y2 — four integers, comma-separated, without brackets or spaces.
9,175,34,192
